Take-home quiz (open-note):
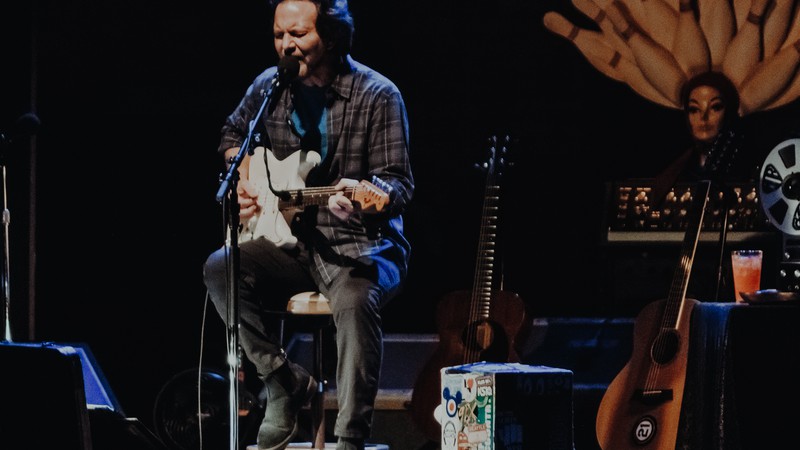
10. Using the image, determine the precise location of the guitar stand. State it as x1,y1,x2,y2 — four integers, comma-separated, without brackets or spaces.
712,182,735,302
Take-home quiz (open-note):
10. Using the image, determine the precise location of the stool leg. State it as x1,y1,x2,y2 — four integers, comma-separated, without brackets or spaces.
311,327,326,449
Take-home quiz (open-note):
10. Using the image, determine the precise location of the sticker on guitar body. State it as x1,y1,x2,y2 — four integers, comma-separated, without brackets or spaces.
239,146,389,248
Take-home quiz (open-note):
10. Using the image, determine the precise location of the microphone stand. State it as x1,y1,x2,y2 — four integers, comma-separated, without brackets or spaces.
1,132,13,342
709,129,739,302
713,182,733,301
214,69,286,450
0,114,39,342
1,162,11,342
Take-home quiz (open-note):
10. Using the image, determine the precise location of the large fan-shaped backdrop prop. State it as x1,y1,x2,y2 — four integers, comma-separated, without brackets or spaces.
544,0,800,114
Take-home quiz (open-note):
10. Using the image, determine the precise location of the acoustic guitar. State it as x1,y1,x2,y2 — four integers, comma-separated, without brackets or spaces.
409,135,530,443
596,130,738,449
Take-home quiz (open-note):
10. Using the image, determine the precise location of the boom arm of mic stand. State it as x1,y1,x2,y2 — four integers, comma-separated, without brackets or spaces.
216,74,280,203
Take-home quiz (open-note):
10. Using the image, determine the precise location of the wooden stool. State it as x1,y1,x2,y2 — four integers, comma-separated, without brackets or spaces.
250,293,389,450
284,291,332,449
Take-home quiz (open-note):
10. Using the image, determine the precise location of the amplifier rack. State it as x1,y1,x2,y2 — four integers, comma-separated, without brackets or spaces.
605,180,774,243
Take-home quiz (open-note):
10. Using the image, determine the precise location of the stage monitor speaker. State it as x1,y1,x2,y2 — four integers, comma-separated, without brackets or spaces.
0,341,93,450
66,341,125,414
0,341,167,450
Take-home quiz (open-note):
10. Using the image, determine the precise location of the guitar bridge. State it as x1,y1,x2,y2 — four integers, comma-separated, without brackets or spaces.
632,389,673,405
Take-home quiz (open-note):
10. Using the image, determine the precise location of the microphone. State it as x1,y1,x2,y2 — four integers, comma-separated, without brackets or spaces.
277,55,300,85
215,57,299,203
259,56,300,117
262,56,301,202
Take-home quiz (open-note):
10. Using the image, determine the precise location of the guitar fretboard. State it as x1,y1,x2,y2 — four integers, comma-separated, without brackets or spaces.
278,186,343,208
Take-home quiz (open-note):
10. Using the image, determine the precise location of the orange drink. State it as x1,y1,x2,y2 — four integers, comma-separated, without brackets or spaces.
731,250,762,302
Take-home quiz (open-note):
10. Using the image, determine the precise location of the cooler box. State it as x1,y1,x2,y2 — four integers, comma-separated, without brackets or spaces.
438,362,574,450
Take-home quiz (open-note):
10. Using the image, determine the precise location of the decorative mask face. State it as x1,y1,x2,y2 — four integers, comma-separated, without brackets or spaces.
686,85,726,144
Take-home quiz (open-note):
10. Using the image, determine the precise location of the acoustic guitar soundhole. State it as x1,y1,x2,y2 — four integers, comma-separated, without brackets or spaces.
461,320,511,361
650,330,680,364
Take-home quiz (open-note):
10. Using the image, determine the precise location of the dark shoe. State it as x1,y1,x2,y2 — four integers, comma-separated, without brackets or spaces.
336,437,365,450
257,361,318,450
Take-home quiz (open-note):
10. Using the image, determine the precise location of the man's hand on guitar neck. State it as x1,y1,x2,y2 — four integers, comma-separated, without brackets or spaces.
328,177,392,220
328,178,360,221
328,177,390,220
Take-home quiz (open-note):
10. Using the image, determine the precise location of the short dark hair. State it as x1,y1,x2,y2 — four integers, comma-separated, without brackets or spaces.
680,71,741,128
272,0,354,57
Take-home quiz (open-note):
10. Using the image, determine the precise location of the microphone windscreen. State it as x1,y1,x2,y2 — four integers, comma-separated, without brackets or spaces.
277,56,300,83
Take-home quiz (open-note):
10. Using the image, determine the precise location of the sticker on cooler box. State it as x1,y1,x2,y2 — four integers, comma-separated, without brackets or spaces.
461,375,478,401
442,387,463,418
442,420,457,447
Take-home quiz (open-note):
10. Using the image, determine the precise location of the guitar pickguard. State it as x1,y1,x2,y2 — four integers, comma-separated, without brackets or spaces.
240,147,321,247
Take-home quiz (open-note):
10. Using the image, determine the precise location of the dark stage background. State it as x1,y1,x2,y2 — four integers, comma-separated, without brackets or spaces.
2,0,800,440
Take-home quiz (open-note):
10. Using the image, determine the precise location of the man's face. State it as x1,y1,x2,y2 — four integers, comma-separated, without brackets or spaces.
687,85,726,144
273,0,329,85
